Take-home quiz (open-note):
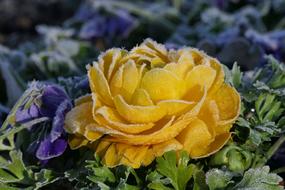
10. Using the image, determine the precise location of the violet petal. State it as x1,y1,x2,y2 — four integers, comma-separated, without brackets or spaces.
50,99,72,142
36,136,67,160
40,85,69,118
15,103,41,123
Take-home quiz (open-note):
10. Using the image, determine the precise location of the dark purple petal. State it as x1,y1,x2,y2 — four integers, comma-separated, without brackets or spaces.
50,99,72,142
15,103,41,123
114,10,136,37
245,30,279,51
79,18,106,39
74,4,97,21
36,136,67,160
40,85,69,118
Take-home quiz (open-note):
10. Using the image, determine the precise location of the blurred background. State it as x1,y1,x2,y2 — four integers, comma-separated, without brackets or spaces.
1,0,285,122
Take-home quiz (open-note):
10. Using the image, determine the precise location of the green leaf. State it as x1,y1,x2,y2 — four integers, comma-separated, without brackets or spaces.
87,166,116,184
232,62,242,88
255,93,283,122
205,169,234,190
193,170,208,190
151,151,196,190
0,182,19,190
222,63,242,88
233,166,283,190
33,169,61,190
0,151,26,183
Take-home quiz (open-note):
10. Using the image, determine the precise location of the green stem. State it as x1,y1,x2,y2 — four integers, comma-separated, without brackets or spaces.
267,135,285,160
255,135,285,168
272,166,285,174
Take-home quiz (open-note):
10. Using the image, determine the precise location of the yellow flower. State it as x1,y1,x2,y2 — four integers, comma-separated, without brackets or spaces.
64,39,240,168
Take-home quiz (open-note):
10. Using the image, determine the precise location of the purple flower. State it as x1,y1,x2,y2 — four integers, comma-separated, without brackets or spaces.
76,3,136,40
15,83,72,161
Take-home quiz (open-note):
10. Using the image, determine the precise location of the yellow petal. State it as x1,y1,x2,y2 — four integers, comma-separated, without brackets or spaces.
176,119,213,158
164,49,194,79
190,48,205,64
131,39,168,62
68,135,89,149
109,64,123,96
157,99,195,116
94,106,155,134
118,144,149,169
131,88,153,106
102,143,118,167
215,124,232,135
88,64,113,106
98,48,125,81
198,100,219,129
74,94,92,106
91,93,102,117
211,84,241,125
140,68,185,102
142,139,182,166
144,38,168,58
84,124,103,141
208,58,225,95
114,95,166,123
95,140,112,157
185,65,216,91
94,114,197,145
110,60,139,101
182,86,207,119
64,102,94,134
193,133,231,158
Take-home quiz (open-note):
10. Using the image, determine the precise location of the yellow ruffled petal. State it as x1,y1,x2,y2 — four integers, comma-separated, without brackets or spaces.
118,144,149,169
68,135,89,149
176,119,213,158
190,48,205,64
208,58,225,95
193,133,231,158
91,93,102,116
102,143,118,167
100,143,149,168
94,106,154,134
74,94,92,106
94,114,196,145
64,100,103,143
177,49,195,67
131,39,168,62
98,48,126,81
142,139,183,166
110,60,139,101
198,100,219,129
88,64,113,106
164,49,194,79
95,140,112,157
131,88,153,106
215,124,232,135
185,65,216,91
157,99,195,116
211,84,241,125
140,68,185,102
84,124,103,141
114,95,166,123
64,102,94,134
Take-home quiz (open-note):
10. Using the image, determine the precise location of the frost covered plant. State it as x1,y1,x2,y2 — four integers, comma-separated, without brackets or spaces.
12,82,72,160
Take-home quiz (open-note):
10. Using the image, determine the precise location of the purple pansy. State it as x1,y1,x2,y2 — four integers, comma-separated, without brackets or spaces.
75,3,136,40
15,83,72,161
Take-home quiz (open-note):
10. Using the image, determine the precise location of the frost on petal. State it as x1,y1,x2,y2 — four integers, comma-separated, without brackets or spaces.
36,136,67,160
